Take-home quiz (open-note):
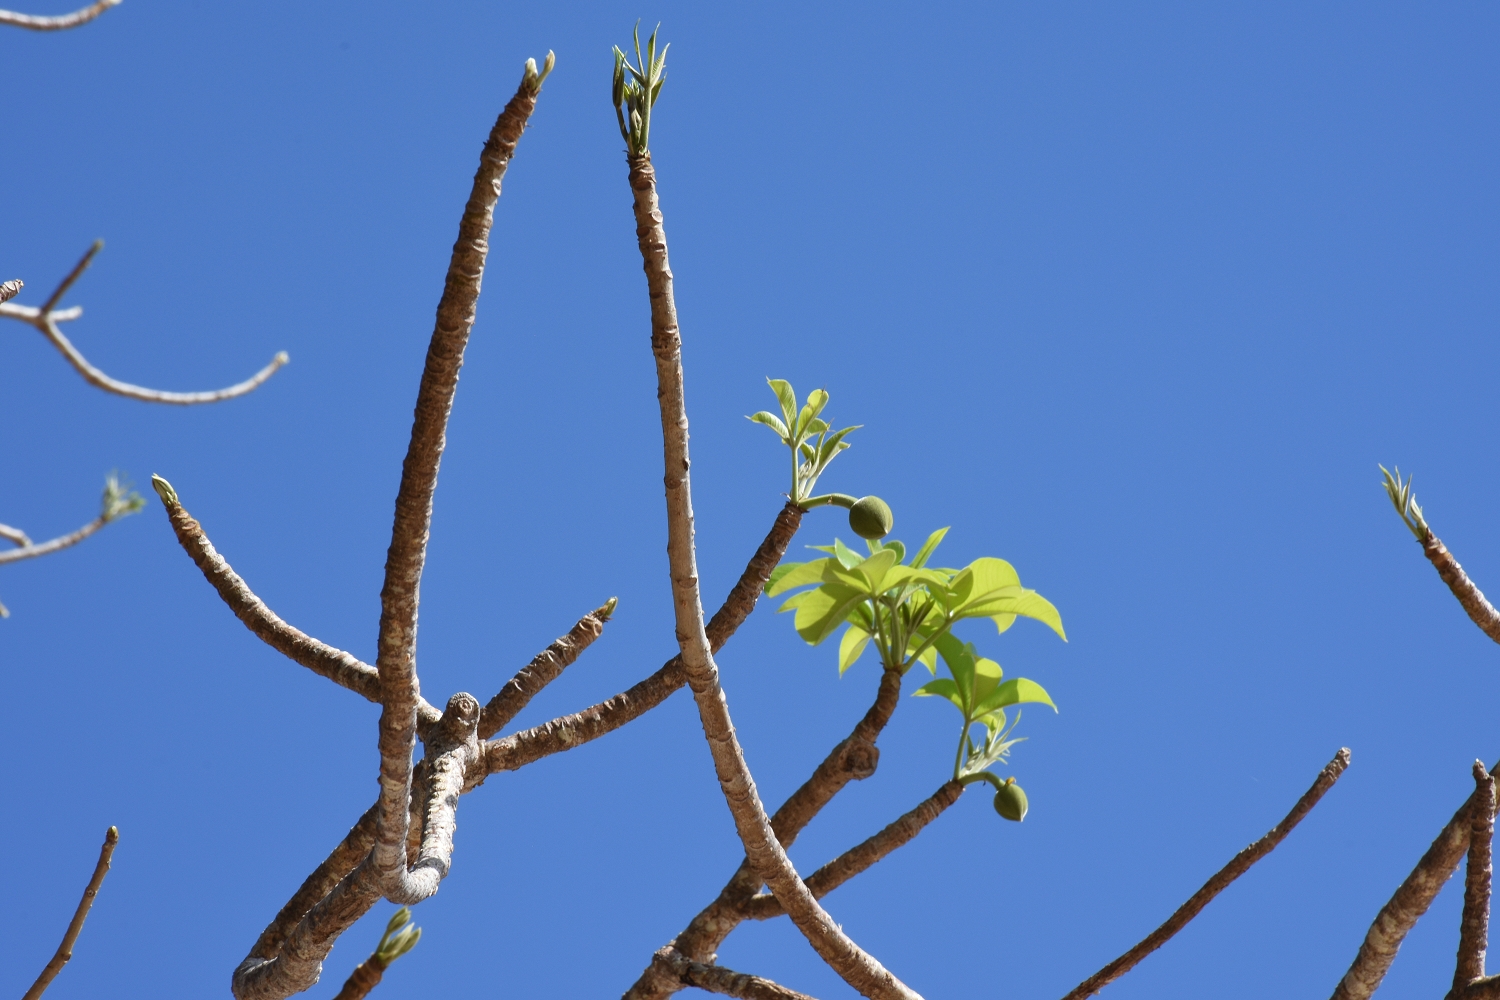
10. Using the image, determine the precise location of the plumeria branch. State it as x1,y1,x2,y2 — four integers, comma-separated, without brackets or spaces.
0,0,119,30
1453,761,1496,997
0,242,288,403
22,826,118,1000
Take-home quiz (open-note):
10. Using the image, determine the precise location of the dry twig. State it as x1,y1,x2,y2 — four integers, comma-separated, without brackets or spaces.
22,826,118,1000
1064,747,1351,1000
0,0,118,30
0,242,287,403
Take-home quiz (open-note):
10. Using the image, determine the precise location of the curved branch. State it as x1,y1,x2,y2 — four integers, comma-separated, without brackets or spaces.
1062,748,1351,1000
0,515,105,565
656,950,818,1000
0,241,287,404
0,0,118,30
371,65,544,906
22,826,118,1000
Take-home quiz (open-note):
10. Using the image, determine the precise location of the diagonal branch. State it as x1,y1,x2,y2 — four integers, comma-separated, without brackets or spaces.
23,826,118,1000
1332,757,1500,1000
629,140,916,1000
1454,761,1496,995
0,242,287,404
743,781,965,921
371,60,548,906
478,599,615,739
0,515,105,565
0,0,118,30
1065,747,1351,1000
1423,533,1500,647
655,949,818,1000
149,478,441,729
0,522,34,546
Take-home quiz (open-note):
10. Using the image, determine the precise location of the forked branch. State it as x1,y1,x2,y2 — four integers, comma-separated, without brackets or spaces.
22,826,118,1000
0,0,118,30
1064,747,1351,1000
657,949,818,1000
0,242,288,403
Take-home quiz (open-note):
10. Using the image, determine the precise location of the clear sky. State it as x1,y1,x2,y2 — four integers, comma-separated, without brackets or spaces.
4,3,1499,999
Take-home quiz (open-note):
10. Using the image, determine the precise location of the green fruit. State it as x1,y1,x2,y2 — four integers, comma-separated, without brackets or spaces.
848,495,893,540
993,779,1028,822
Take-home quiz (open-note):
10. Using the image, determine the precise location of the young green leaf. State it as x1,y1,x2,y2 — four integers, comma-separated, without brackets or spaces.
909,527,949,569
768,378,797,432
838,625,872,674
793,583,869,646
974,677,1058,716
766,558,833,596
913,676,964,712
748,411,790,441
831,538,865,570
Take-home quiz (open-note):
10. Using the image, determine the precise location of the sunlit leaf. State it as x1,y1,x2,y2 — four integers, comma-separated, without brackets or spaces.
857,548,900,592
748,411,790,441
838,625,871,675
913,677,965,714
768,378,797,430
766,558,832,596
880,539,906,564
831,538,865,570
910,527,950,570
975,678,1057,716
794,583,869,646
959,588,1066,640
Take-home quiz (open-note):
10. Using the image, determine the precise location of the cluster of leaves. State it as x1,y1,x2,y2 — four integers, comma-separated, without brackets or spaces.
612,23,668,155
767,529,1065,808
748,379,860,504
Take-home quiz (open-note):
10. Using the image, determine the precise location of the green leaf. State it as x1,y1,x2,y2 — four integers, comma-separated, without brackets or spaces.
964,557,1021,595
959,588,1066,640
934,633,977,712
748,411,790,441
815,426,858,468
880,539,906,564
805,388,829,421
910,527,950,569
804,417,830,436
831,538,865,570
970,655,1004,705
913,677,965,714
856,547,900,592
838,625,871,675
777,590,817,613
793,584,869,646
974,677,1058,716
768,379,797,432
766,558,832,596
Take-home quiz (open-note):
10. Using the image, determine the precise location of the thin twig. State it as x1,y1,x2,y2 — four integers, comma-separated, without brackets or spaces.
1455,761,1496,995
1064,747,1352,1000
629,141,917,1000
0,521,35,546
1332,757,1500,1000
371,64,545,907
0,516,105,565
22,826,118,1000
0,0,118,30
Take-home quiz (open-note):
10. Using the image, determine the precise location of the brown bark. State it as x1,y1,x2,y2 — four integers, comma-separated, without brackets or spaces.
630,146,917,1000
0,278,20,303
479,601,613,738
1454,762,1496,996
371,74,540,905
1423,533,1500,646
655,949,818,1000
0,515,105,565
22,826,117,1000
743,781,965,921
330,957,386,1000
0,0,119,30
1064,748,1351,1000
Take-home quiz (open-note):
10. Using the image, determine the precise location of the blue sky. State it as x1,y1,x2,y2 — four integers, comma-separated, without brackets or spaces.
3,3,1499,998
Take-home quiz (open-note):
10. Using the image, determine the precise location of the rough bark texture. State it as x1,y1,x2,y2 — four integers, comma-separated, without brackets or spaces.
371,79,538,905
743,781,965,921
1454,762,1497,996
479,602,612,738
657,949,819,1000
0,0,119,31
629,148,917,1000
22,826,117,1000
1065,748,1351,1000
1330,758,1500,1000
1423,533,1500,646
330,956,386,1000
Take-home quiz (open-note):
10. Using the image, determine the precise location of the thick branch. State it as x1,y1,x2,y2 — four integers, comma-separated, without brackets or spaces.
371,69,542,905
630,147,915,1000
1455,762,1496,995
479,600,613,738
743,781,964,921
1422,533,1500,646
154,489,441,728
0,0,119,30
1064,747,1351,1000
1331,757,1500,1000
655,949,818,1000
22,826,118,1000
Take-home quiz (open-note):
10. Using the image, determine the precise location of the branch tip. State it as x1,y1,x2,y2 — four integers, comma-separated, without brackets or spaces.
150,474,178,508
1380,464,1430,542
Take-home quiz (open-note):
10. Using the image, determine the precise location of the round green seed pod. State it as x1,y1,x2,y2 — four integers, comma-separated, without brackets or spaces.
993,779,1028,822
848,495,894,540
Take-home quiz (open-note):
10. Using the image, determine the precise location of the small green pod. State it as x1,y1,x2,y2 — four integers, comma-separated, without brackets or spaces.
848,495,894,540
993,779,1028,822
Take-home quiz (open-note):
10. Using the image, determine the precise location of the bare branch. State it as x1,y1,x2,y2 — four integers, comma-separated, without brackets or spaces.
478,599,614,739
372,66,544,907
628,140,916,1000
1455,762,1496,995
1332,757,1500,1000
0,522,34,546
655,949,818,1000
0,0,118,30
328,907,421,1000
0,517,103,564
743,781,965,921
1065,747,1351,1000
0,242,288,404
0,278,21,303
1423,533,1500,646
22,826,118,1000
149,479,441,727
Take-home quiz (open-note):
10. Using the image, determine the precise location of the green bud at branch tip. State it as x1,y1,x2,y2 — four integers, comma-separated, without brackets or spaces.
150,474,178,507
599,596,619,620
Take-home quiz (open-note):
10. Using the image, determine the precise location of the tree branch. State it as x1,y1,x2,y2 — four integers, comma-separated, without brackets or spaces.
1422,533,1500,646
0,521,34,546
371,64,545,906
0,515,105,565
629,140,916,1000
1454,761,1496,995
478,599,614,739
654,949,818,1000
22,826,118,1000
150,480,442,729
1331,757,1500,1000
1064,747,1351,1000
0,0,119,30
743,781,965,921
0,242,287,403
0,278,21,303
